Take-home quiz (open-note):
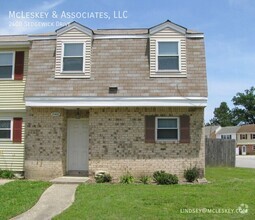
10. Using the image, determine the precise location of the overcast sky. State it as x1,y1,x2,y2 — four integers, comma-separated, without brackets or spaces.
0,0,254,122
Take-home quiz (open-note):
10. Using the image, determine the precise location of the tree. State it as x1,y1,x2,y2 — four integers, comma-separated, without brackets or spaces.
232,86,255,124
209,102,235,126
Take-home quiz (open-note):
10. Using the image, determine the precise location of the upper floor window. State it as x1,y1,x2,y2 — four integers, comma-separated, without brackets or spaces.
157,41,179,71
251,134,255,139
156,117,179,141
0,52,14,79
240,134,247,140
0,119,12,140
62,43,84,73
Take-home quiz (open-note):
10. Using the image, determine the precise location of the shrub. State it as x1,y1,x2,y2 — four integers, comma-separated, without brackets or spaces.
139,175,151,184
0,169,15,179
95,173,112,183
120,172,135,184
153,170,178,185
184,166,200,182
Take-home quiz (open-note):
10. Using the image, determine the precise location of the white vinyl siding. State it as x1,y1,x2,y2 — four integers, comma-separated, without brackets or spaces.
150,27,187,77
55,28,91,78
0,52,15,80
0,49,27,111
0,113,25,172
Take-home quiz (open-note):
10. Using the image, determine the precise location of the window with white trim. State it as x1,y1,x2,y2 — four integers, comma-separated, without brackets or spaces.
156,117,179,140
157,41,179,71
240,134,247,140
221,135,232,140
0,119,12,140
0,52,14,79
62,43,84,73
251,134,255,139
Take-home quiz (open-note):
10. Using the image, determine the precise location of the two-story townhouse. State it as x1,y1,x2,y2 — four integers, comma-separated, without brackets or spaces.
216,126,240,140
237,124,255,155
23,20,207,180
0,35,29,173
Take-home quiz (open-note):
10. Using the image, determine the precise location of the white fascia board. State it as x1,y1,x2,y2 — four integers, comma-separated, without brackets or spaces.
25,97,207,107
0,41,30,47
150,22,186,35
186,33,204,38
93,34,148,39
28,35,57,40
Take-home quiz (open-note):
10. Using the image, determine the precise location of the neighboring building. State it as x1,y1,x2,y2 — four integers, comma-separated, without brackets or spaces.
1,20,208,180
205,126,221,139
236,124,255,155
0,35,29,172
216,126,240,140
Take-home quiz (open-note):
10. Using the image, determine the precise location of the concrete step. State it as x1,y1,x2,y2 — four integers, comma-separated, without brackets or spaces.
50,176,89,184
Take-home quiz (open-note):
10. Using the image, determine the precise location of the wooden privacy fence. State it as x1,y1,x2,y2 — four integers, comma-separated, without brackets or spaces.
205,138,236,167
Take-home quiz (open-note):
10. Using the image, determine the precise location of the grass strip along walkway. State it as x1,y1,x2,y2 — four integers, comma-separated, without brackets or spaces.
55,167,255,219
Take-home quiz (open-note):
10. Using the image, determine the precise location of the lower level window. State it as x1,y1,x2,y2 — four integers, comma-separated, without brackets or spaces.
156,117,179,140
0,119,12,140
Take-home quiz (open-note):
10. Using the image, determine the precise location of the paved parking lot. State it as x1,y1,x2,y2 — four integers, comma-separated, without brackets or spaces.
236,156,255,168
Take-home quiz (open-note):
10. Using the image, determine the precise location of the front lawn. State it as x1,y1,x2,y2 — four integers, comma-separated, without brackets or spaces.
0,180,51,220
55,167,255,219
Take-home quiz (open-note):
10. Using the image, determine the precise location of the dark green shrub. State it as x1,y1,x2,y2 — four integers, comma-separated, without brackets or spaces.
95,173,112,183
120,172,134,184
139,175,151,184
184,166,200,182
0,169,15,179
153,170,178,185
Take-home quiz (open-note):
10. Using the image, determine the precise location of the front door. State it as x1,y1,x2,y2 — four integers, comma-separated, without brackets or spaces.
242,145,247,155
67,119,89,175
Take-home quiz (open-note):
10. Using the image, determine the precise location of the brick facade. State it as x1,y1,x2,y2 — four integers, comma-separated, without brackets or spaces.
25,107,205,180
23,21,207,180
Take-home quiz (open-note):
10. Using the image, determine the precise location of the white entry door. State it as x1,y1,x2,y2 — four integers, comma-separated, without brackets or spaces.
67,119,89,175
242,145,247,155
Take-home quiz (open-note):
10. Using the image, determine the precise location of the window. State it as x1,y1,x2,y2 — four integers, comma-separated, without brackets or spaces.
62,43,84,72
251,134,255,139
156,117,179,140
0,119,12,140
240,134,247,140
221,135,232,140
253,146,255,151
0,52,14,79
157,41,179,71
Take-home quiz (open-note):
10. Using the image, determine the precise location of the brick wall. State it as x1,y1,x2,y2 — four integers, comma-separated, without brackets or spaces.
25,108,67,180
89,107,205,179
25,107,205,180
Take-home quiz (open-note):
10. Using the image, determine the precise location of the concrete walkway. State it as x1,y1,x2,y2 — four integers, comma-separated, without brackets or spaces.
11,184,78,220
9,176,89,220
0,179,13,185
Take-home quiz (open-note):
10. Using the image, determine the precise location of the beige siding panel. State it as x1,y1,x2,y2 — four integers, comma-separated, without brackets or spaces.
0,117,25,171
150,27,187,76
0,48,27,111
55,28,91,77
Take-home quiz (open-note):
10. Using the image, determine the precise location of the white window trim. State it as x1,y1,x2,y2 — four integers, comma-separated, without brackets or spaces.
0,118,13,141
155,117,180,141
155,39,181,73
61,42,86,74
0,51,15,80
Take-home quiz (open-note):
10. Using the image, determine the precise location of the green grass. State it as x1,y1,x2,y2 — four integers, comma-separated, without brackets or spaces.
55,167,255,220
0,180,51,220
